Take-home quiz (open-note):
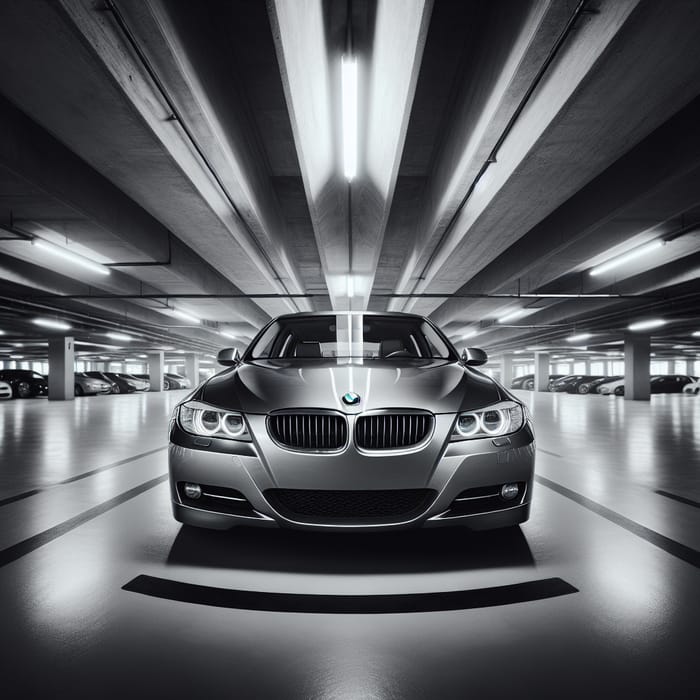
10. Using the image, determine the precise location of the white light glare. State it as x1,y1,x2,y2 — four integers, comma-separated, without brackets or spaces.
628,319,667,331
105,332,132,342
567,333,592,343
461,329,478,340
33,318,72,331
692,331,700,338
219,330,238,340
498,309,527,323
32,239,110,276
590,240,664,276
170,308,201,324
341,56,358,181
0,330,5,335
347,275,355,298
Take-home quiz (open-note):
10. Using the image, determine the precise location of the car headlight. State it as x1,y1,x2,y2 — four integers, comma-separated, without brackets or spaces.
178,400,251,441
451,400,525,440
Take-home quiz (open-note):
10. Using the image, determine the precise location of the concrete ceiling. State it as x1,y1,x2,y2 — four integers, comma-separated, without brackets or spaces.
0,0,698,363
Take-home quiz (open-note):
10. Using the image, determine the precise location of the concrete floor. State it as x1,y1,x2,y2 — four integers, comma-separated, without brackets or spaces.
0,390,698,699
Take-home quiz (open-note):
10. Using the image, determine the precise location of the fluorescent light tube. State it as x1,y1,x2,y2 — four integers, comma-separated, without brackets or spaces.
567,333,592,343
105,332,132,342
497,309,527,323
590,240,664,276
219,330,238,340
170,308,200,324
33,318,72,330
32,239,109,276
342,56,357,181
628,319,666,331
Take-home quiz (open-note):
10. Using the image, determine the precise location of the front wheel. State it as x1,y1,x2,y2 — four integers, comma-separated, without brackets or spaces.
614,386,624,396
16,381,32,398
164,380,170,390
524,379,534,390
578,384,590,394
112,384,121,394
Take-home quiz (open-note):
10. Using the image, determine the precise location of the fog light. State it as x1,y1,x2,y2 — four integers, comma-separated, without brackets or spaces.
184,483,202,499
500,483,519,501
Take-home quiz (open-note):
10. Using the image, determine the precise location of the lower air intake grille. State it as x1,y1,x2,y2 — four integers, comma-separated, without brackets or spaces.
265,488,437,523
355,413,434,450
267,412,347,451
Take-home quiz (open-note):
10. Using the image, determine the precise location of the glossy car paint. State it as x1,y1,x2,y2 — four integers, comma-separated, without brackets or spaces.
0,369,47,398
74,372,113,396
169,312,535,532
0,380,12,400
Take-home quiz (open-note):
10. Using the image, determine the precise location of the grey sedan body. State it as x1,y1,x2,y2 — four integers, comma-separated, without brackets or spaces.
169,312,535,532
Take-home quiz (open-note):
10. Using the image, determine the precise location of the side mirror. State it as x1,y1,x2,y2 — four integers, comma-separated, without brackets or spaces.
461,347,488,366
217,347,241,367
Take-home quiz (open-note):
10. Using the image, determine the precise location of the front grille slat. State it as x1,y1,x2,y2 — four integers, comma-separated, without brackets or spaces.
268,412,347,451
355,412,433,450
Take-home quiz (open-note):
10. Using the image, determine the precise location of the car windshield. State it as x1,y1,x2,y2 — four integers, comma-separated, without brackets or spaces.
248,314,455,360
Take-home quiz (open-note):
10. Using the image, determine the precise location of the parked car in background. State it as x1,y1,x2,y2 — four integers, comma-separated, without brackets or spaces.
579,376,623,394
510,374,564,390
74,372,113,396
0,369,47,398
683,379,700,395
549,375,606,394
113,373,149,391
133,372,190,390
600,375,695,396
85,371,137,394
0,380,12,400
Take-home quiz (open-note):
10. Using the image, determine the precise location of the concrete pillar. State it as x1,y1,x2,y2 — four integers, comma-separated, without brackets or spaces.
148,351,165,391
624,333,650,400
685,359,695,376
96,362,106,371
185,353,200,387
501,354,514,388
534,352,550,391
48,337,75,401
584,360,591,374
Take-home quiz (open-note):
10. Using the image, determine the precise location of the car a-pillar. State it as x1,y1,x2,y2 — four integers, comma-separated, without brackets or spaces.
624,332,650,400
148,351,165,391
48,336,74,401
534,351,550,391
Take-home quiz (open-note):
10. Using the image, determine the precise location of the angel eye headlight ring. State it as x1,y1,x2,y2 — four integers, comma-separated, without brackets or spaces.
178,401,250,441
452,401,525,440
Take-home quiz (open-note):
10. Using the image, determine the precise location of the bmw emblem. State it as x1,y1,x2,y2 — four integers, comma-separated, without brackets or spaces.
342,391,361,406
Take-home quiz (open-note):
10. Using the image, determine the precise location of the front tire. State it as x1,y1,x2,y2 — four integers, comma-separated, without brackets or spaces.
578,384,590,394
16,381,32,398
112,384,121,394
614,386,624,396
524,379,534,390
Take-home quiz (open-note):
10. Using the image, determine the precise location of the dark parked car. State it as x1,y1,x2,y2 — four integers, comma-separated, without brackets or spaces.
603,375,694,396
85,371,138,394
549,375,606,394
0,369,48,398
133,372,191,390
510,374,564,390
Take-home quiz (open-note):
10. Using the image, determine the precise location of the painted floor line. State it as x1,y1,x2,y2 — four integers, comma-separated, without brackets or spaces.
536,448,565,459
122,574,578,613
0,445,168,508
655,490,700,510
535,474,700,568
0,473,168,568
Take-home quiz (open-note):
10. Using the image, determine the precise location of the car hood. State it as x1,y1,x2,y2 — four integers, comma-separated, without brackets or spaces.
198,359,504,414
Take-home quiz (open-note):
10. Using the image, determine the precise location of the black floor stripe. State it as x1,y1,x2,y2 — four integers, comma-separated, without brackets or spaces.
655,490,700,510
0,474,168,568
537,448,564,459
123,574,577,613
536,475,700,568
0,446,167,508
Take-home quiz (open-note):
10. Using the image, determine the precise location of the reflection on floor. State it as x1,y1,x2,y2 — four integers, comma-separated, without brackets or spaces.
0,390,698,698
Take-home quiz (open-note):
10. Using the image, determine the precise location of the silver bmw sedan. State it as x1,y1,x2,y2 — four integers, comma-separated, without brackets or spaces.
168,312,535,532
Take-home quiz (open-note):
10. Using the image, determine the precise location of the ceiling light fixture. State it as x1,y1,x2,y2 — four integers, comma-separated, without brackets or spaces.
567,333,592,343
169,308,201,324
461,329,478,340
498,309,528,323
518,293,620,298
219,330,238,340
31,238,110,276
347,274,355,298
10,354,24,359
590,240,664,276
105,332,132,342
33,318,72,331
692,331,700,338
628,319,667,331
341,56,358,181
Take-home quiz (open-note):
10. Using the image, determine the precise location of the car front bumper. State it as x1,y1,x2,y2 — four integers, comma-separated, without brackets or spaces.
168,414,535,532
